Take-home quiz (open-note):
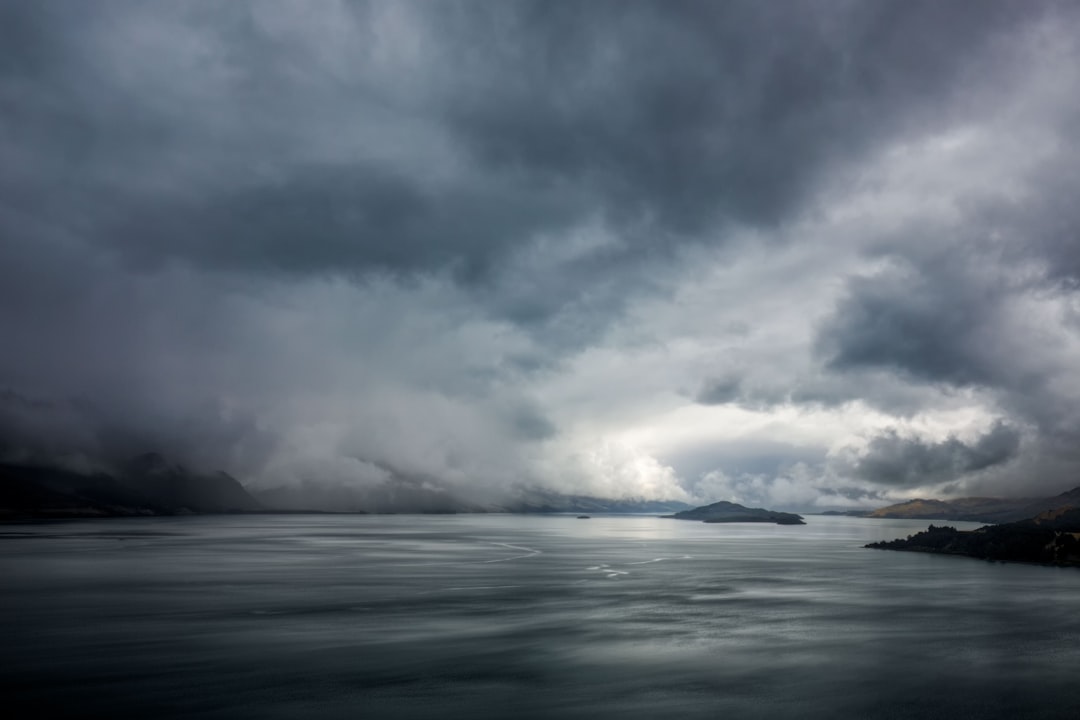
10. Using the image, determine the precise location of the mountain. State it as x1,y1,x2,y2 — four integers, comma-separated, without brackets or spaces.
666,500,805,525
866,487,1080,523
866,497,1031,522
1020,506,1080,530
123,453,261,513
0,462,162,518
499,489,691,514
254,478,482,514
865,507,1080,567
254,483,692,515
1015,486,1080,519
0,453,260,519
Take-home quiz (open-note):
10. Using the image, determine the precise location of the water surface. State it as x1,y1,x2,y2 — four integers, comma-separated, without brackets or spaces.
3,514,1078,719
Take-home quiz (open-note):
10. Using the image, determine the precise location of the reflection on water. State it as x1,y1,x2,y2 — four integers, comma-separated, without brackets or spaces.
3,514,1079,719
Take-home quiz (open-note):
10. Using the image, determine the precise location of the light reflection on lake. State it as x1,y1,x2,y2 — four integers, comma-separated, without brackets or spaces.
2,514,1078,719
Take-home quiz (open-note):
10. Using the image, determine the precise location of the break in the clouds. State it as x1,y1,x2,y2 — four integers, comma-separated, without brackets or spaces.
3,0,1080,510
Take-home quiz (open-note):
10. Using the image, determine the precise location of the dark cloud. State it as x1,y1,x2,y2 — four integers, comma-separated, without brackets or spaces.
1,1,1042,287
811,113,1080,494
0,388,275,474
695,376,743,406
976,152,1080,291
847,421,1022,487
809,230,1080,497
814,485,886,503
815,250,1010,388
107,164,582,281
437,0,1031,231
508,405,557,443
2,1,1080,505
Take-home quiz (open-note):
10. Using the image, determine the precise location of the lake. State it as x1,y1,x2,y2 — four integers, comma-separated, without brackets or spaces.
2,514,1079,719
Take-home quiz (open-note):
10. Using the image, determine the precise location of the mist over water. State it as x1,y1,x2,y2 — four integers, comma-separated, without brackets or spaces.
3,515,1079,719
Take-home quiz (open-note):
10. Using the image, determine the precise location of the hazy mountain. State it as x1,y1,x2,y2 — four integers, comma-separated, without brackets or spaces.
122,453,261,513
866,487,1080,523
254,478,485,514
666,500,805,525
498,489,691,514
1015,487,1080,520
254,483,691,515
0,453,260,518
0,463,162,518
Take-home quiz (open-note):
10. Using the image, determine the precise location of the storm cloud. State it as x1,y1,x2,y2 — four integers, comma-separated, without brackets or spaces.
3,1,1080,509
845,421,1023,487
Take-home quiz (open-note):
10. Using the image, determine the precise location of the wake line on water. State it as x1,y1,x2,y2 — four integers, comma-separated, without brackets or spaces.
418,584,526,594
625,555,694,565
480,542,543,564
586,555,695,578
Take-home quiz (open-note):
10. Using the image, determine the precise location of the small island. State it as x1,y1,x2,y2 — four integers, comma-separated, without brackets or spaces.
665,500,805,525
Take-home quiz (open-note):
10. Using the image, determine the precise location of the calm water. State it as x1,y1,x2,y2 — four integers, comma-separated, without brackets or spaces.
2,514,1079,719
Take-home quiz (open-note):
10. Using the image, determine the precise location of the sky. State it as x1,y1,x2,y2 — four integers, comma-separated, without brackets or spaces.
3,0,1080,511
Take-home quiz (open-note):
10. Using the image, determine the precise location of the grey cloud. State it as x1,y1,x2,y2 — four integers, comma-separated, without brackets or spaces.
438,0,1032,232
693,376,796,413
979,153,1080,291
809,107,1080,492
814,485,886,502
107,164,582,282
847,421,1022,487
508,405,557,443
815,250,1011,388
804,217,1080,499
810,240,1080,495
669,439,828,486
693,363,946,417
0,389,276,475
3,1,1080,505
695,376,743,406
1,1,1045,290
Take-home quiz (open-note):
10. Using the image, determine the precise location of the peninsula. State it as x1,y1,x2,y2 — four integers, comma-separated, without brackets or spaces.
866,507,1080,567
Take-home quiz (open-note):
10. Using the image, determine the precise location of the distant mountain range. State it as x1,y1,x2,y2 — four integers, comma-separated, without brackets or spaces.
497,488,690,514
0,452,261,518
9,449,1078,527
865,486,1080,523
253,482,691,515
0,454,691,518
